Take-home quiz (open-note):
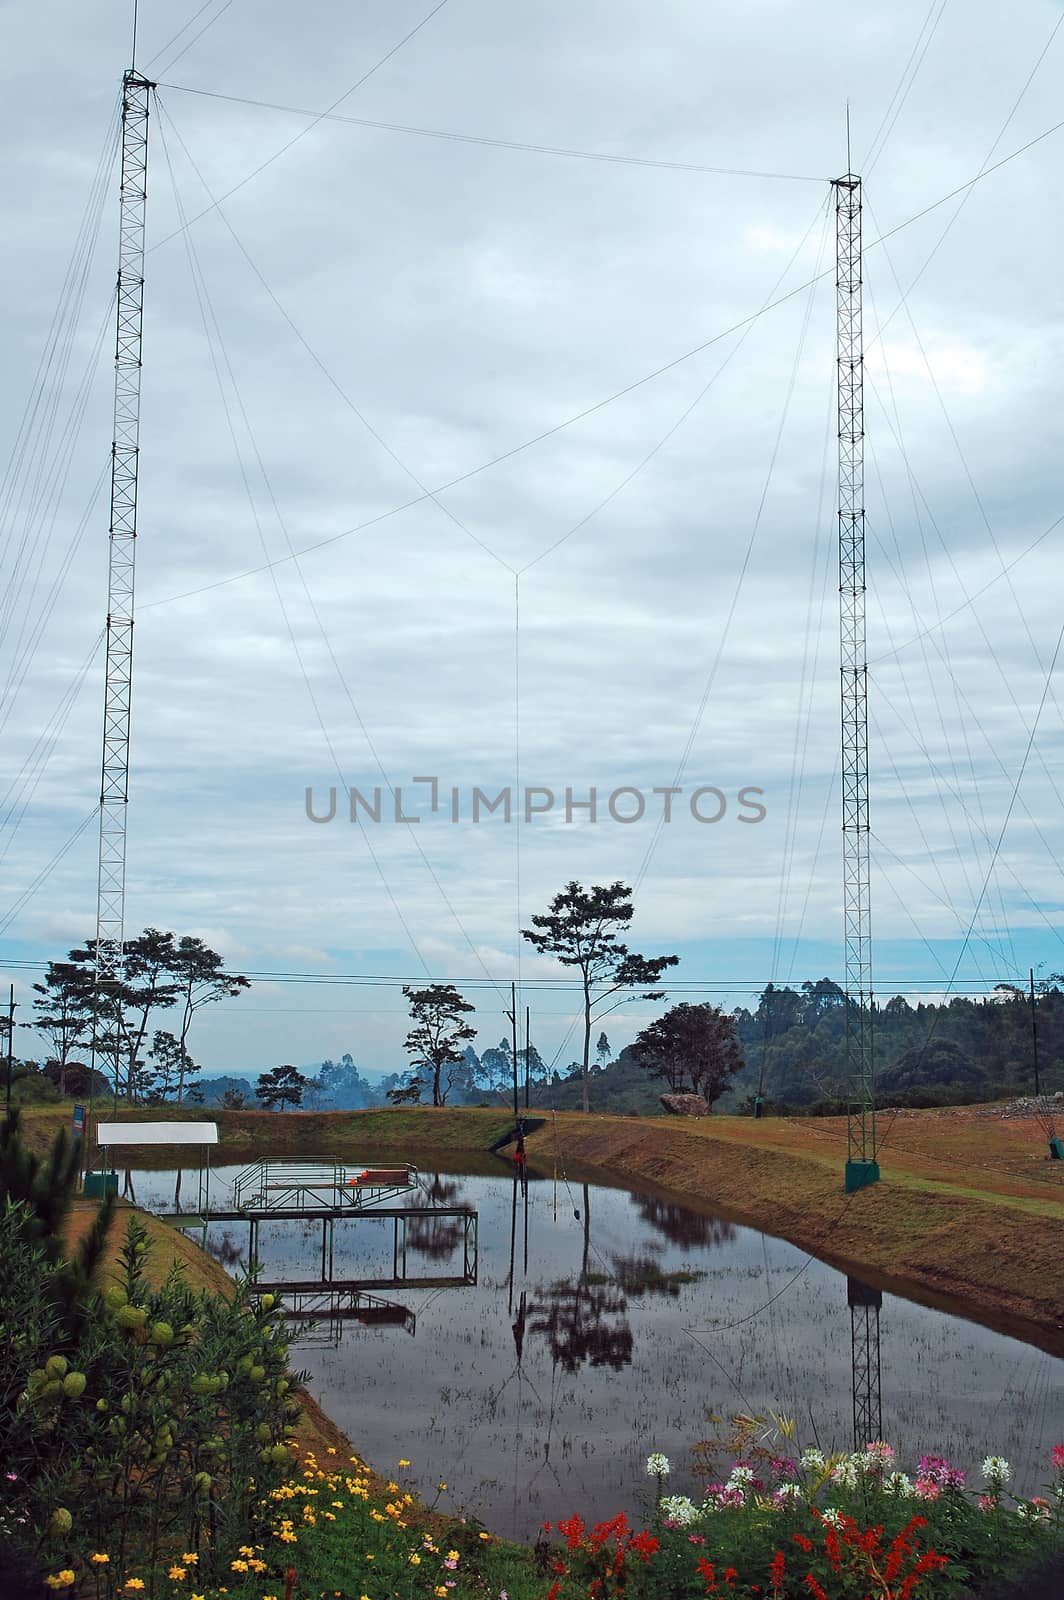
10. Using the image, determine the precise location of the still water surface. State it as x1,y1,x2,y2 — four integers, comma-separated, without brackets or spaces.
125,1162,1063,1541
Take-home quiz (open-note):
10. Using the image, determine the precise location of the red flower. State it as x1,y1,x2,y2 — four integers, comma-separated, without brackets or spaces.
557,1515,586,1551
769,1550,786,1595
546,1584,562,1600
900,1549,949,1597
696,1555,718,1592
724,1569,738,1587
628,1531,660,1561
589,1513,629,1551
791,1534,813,1553
804,1577,829,1600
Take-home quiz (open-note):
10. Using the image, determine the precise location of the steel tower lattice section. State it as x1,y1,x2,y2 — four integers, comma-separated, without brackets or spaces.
834,173,879,1194
94,70,153,1087
847,1276,883,1449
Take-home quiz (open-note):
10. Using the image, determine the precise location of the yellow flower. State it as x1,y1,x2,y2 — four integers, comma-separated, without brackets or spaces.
277,1530,297,1544
45,1576,76,1591
248,1559,267,1573
437,1482,448,1491
479,1531,490,1541
398,1458,410,1467
192,1594,206,1600
168,1568,186,1580
124,1584,146,1593
435,1590,448,1598
232,1560,250,1572
447,1551,460,1562
327,1446,337,1454
182,1554,199,1564
239,1546,255,1557
91,1554,111,1564
408,1553,421,1566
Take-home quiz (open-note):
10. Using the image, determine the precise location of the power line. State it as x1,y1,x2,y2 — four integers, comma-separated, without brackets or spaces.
148,0,454,254
157,81,826,182
139,109,1064,615
148,0,235,75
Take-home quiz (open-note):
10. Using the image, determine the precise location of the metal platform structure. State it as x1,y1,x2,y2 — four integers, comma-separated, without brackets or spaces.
229,1160,419,1212
267,1286,418,1334
155,1160,479,1297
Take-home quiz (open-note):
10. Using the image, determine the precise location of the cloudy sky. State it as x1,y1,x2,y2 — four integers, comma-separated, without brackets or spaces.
2,0,1063,1078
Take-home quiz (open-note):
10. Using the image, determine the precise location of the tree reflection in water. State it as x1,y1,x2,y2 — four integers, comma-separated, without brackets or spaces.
527,1184,634,1372
404,1174,470,1262
632,1196,737,1251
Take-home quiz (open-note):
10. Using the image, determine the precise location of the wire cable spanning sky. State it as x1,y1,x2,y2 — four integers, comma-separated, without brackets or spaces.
1,0,1063,1074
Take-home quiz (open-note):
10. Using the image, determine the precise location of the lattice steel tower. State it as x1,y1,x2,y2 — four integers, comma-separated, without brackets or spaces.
94,69,153,1090
834,171,879,1194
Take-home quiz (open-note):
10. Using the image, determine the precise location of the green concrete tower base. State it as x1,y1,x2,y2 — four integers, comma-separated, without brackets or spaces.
845,1159,881,1194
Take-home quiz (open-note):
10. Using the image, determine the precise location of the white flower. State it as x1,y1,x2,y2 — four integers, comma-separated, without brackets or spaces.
884,1472,914,1497
982,1456,1011,1486
800,1449,826,1471
645,1453,671,1479
821,1508,845,1528
660,1495,698,1526
830,1458,859,1489
775,1483,803,1505
727,1465,755,1488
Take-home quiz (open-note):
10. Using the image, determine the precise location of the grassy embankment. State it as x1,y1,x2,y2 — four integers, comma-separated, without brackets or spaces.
26,1098,1064,1353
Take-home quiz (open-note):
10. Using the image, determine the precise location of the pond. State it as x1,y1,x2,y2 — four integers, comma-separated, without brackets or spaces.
122,1161,1063,1542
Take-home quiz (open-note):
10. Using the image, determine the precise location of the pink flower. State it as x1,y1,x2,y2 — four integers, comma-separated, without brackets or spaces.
914,1479,941,1501
688,1535,705,1546
918,1455,965,1490
979,1495,995,1512
1052,1445,1064,1472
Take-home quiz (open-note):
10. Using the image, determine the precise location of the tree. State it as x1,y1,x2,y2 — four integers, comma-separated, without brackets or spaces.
145,1030,197,1102
518,1042,547,1090
596,1031,611,1073
66,929,182,1102
221,1085,249,1110
633,1002,742,1107
167,937,250,1102
522,881,678,1112
255,1064,308,1111
402,985,476,1107
29,962,96,1097
385,1077,422,1105
479,1038,512,1095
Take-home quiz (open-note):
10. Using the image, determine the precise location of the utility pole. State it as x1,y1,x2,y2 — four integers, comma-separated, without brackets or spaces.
506,981,519,1119
1030,968,1041,1097
93,66,153,1102
525,1003,531,1108
834,165,879,1195
4,986,14,1116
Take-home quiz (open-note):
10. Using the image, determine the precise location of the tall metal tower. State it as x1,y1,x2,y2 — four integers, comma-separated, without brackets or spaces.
833,171,879,1194
94,69,153,1092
